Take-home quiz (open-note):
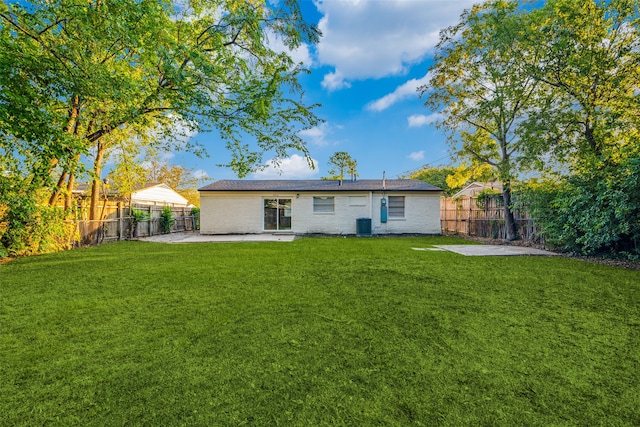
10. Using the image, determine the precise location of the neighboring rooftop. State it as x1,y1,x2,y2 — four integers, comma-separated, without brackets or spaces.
450,181,502,199
73,182,190,207
199,179,441,192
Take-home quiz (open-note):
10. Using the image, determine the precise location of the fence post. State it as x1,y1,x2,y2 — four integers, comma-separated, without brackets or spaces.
118,202,123,241
468,198,472,236
148,205,153,236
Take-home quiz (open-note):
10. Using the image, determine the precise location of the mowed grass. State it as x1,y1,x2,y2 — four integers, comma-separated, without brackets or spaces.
1,237,639,426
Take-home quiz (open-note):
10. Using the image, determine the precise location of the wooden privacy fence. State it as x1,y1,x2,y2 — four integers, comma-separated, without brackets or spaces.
69,204,199,246
440,196,541,242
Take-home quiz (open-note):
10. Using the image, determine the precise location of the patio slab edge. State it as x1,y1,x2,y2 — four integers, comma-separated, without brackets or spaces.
434,245,559,256
136,233,297,243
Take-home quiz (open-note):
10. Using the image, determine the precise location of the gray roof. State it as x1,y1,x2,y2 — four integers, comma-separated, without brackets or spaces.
198,179,441,192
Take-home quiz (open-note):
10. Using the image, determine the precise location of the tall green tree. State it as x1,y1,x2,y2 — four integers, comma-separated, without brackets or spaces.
408,163,495,196
0,0,321,226
408,166,459,196
517,0,640,255
522,0,640,169
323,151,358,181
420,0,539,240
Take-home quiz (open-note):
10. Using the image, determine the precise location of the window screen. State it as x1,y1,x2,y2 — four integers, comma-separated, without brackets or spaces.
313,196,334,213
388,196,405,218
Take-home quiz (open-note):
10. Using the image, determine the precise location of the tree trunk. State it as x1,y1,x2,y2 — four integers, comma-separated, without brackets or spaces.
585,119,600,157
48,170,68,206
64,172,75,211
502,181,518,241
49,96,82,205
89,142,106,221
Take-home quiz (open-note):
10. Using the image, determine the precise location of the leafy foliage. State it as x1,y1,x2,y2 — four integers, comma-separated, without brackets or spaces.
109,148,204,206
130,208,149,224
129,208,149,238
523,149,640,257
0,182,73,256
0,0,320,200
159,206,174,234
423,0,640,249
323,151,358,181
408,166,460,196
409,163,495,196
421,0,537,239
0,203,7,238
522,0,640,169
475,188,502,209
190,207,200,230
0,0,321,253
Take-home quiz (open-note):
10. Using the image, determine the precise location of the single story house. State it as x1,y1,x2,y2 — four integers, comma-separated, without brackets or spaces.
74,182,190,208
129,183,190,207
198,179,443,236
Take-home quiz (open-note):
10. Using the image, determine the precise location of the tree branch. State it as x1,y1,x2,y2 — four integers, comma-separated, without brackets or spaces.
465,146,497,167
38,17,67,35
0,12,78,77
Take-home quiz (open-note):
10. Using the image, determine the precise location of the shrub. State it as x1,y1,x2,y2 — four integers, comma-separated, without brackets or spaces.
129,208,149,237
0,196,73,256
475,188,502,209
190,207,200,230
0,204,8,258
523,149,640,257
159,206,174,234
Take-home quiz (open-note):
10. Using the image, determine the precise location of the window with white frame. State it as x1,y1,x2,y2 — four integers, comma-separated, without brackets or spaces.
313,196,334,213
388,196,405,218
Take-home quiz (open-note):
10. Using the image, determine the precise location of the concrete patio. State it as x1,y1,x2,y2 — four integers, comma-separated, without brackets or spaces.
433,245,558,256
136,232,297,243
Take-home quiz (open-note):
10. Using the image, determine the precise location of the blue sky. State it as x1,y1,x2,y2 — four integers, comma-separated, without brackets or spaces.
170,0,478,182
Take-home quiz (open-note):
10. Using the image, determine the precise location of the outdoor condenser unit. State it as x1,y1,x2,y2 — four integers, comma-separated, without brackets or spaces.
356,218,372,237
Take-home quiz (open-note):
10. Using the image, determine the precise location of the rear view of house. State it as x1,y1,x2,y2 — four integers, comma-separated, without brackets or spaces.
198,179,442,236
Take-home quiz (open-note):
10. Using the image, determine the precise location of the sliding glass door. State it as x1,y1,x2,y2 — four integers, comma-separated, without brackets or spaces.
263,199,292,231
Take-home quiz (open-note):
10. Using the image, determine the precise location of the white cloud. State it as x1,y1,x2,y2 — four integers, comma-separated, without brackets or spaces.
366,72,431,112
321,71,351,92
267,30,313,67
159,151,175,162
408,114,430,128
408,150,425,161
407,112,442,127
193,169,209,180
298,122,335,146
252,154,319,179
315,0,476,88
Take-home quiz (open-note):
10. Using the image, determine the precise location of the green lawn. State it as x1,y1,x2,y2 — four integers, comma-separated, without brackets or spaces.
1,237,639,426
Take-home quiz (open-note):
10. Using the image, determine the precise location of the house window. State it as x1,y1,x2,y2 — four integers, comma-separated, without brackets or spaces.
388,196,405,218
313,196,334,213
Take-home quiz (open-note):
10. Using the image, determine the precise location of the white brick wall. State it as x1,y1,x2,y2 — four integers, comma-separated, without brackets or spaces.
200,193,264,234
292,193,371,234
199,191,441,235
370,192,441,235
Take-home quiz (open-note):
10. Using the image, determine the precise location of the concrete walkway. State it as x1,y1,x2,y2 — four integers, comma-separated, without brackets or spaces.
434,245,558,256
136,232,297,243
